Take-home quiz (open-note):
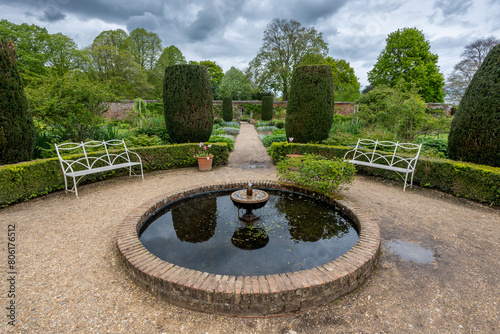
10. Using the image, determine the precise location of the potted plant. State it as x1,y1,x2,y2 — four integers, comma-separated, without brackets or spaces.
194,142,213,171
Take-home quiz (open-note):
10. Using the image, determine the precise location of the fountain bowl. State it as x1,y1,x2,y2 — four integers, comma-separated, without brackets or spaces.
116,180,381,317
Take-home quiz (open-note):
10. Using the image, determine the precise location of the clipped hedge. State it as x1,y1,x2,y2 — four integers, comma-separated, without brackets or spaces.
0,143,229,207
270,142,500,206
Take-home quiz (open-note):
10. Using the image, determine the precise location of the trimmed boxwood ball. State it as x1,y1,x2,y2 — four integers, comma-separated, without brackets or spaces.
222,97,233,121
286,65,334,143
0,38,36,164
163,64,213,143
448,44,500,167
261,96,274,121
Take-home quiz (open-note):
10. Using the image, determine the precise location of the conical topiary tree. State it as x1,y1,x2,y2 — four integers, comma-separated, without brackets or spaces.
222,97,233,122
0,38,36,164
448,44,500,167
163,64,213,143
285,65,334,143
261,96,274,121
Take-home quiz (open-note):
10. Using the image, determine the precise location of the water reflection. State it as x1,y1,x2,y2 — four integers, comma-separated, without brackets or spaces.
140,190,359,276
172,197,217,243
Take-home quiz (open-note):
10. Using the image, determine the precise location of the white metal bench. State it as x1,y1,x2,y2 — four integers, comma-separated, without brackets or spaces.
343,139,422,191
55,139,144,197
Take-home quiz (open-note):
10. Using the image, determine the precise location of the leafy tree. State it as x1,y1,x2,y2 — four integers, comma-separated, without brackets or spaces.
45,32,82,76
84,29,153,99
368,28,445,102
163,64,213,143
448,44,500,167
218,67,252,100
300,54,360,101
445,36,500,104
356,82,447,142
150,45,186,98
0,20,49,81
286,65,334,143
128,28,163,70
157,45,186,67
26,71,113,142
247,18,328,101
0,38,36,163
190,60,224,99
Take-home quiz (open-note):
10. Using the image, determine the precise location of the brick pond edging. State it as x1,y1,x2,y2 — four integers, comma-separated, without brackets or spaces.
116,181,381,317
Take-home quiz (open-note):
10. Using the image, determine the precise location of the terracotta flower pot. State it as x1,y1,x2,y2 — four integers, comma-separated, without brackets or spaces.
195,154,213,171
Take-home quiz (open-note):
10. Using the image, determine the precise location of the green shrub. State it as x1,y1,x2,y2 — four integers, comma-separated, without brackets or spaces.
209,135,235,150
448,44,500,167
286,65,334,143
222,97,233,121
276,154,356,196
270,142,500,205
0,143,230,207
262,96,274,121
124,134,163,148
416,137,448,158
0,38,36,164
163,64,213,143
262,133,288,147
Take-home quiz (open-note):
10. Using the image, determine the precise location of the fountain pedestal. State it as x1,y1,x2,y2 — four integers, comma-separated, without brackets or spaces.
230,187,269,223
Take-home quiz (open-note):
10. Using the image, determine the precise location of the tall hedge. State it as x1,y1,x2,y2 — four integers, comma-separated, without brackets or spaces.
448,44,500,167
0,39,36,164
222,97,233,121
163,64,213,143
285,65,334,143
261,96,274,121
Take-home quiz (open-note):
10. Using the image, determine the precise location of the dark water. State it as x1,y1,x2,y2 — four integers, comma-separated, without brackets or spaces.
139,190,359,276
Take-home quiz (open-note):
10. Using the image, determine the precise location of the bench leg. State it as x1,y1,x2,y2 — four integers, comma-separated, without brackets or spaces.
403,173,409,192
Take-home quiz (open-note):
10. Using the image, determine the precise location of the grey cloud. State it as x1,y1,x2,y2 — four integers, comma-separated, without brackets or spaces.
37,5,66,22
434,0,473,17
126,12,160,32
186,8,223,41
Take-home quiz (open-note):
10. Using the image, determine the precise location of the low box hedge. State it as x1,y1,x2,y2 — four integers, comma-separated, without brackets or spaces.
270,142,500,206
0,143,229,207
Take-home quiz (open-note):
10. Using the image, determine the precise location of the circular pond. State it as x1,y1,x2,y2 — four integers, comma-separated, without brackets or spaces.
139,190,359,276
117,181,380,317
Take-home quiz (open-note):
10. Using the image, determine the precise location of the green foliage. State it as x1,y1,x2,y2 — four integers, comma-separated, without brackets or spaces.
26,71,113,142
163,64,214,143
286,65,334,143
368,28,445,102
190,60,224,99
448,44,500,167
128,28,163,70
262,133,287,147
276,154,356,196
355,82,444,142
247,18,328,101
416,137,448,158
218,67,252,100
0,143,230,207
270,142,500,205
124,134,163,148
261,96,274,121
208,135,235,151
0,39,36,164
300,55,361,101
222,97,233,121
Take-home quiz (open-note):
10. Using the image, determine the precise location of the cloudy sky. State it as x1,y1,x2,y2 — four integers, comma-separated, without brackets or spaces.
1,0,499,89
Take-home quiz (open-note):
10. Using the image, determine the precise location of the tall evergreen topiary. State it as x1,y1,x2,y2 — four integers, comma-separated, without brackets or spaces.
222,97,233,122
261,96,274,121
0,39,36,164
163,64,213,143
285,65,334,143
448,44,500,167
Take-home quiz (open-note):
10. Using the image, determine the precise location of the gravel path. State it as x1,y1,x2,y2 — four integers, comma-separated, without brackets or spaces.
1,123,498,333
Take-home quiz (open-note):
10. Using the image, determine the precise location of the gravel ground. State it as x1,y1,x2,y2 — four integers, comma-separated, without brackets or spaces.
1,124,498,333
